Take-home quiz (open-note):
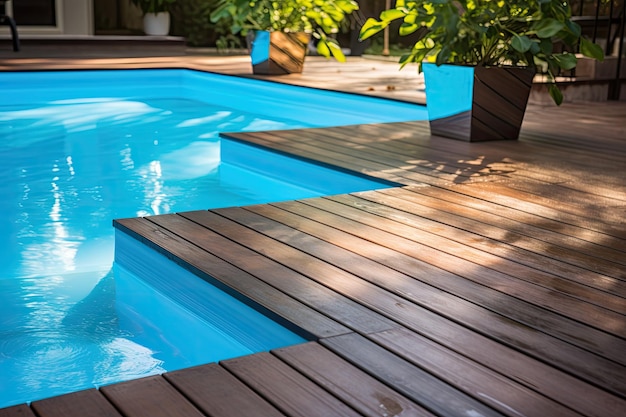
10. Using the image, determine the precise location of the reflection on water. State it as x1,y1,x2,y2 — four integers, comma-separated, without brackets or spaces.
0,268,177,404
0,97,302,277
0,97,308,407
61,270,118,337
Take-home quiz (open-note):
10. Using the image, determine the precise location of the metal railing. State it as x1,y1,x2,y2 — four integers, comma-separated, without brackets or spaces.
0,0,19,51
572,0,624,100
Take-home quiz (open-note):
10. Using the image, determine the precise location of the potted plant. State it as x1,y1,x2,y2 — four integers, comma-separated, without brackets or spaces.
360,0,605,141
210,0,359,75
130,0,176,35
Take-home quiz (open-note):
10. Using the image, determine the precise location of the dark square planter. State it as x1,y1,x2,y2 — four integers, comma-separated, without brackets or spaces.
423,63,535,141
250,31,310,75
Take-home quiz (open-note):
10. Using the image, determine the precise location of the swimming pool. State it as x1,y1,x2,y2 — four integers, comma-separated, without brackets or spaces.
0,69,426,408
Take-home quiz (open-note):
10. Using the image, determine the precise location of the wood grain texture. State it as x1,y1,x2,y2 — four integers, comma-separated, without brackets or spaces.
321,333,506,417
238,199,626,361
273,342,436,417
370,327,625,417
219,202,626,395
0,405,36,417
222,352,364,417
100,376,205,417
165,363,286,417
31,389,122,417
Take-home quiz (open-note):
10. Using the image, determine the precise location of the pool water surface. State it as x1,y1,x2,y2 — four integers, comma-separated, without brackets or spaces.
0,69,426,408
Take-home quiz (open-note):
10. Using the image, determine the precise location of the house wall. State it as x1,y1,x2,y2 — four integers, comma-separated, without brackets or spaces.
64,0,94,34
2,0,94,35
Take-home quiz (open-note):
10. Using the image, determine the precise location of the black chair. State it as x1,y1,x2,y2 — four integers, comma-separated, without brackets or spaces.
0,0,19,51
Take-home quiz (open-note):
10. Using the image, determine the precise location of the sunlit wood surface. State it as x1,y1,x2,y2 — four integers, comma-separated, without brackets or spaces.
1,54,625,417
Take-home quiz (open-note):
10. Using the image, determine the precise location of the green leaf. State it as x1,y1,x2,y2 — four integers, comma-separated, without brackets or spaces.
545,56,559,74
511,35,532,53
444,13,459,34
532,18,564,38
565,20,581,38
359,18,388,40
436,45,451,65
580,37,605,62
417,37,435,50
327,41,347,62
484,25,497,38
399,52,417,69
529,40,541,54
539,38,553,55
399,22,419,36
533,55,549,73
380,9,407,21
209,4,234,23
316,39,331,58
549,84,563,106
553,52,577,70
404,13,417,25
399,53,413,65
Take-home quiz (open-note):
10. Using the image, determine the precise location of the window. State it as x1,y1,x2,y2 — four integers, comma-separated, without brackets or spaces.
12,0,56,26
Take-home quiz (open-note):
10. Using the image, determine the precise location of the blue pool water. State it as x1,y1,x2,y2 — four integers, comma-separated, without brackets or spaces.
0,69,426,408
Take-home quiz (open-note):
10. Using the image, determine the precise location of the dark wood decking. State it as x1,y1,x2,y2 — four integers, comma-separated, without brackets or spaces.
1,57,625,416
113,104,626,417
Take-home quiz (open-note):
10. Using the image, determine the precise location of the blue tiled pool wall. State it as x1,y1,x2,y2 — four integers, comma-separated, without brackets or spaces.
114,229,308,353
0,69,427,127
180,70,427,125
220,138,397,195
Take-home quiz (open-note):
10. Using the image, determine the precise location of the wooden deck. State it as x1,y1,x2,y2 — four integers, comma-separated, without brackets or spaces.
1,56,625,417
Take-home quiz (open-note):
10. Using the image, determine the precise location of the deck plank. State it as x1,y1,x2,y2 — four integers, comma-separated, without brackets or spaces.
370,327,626,417
235,129,487,183
378,186,626,267
273,342,436,417
318,193,626,304
146,213,398,336
222,130,453,186
235,201,626,355
30,389,122,417
211,203,626,395
0,405,36,417
222,352,364,417
468,180,626,227
321,333,506,417
353,189,626,282
164,363,287,417
100,375,205,417
362,328,583,417
447,182,626,239
410,184,626,253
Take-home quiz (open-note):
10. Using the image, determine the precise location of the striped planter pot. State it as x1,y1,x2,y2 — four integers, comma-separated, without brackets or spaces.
423,63,535,141
250,31,310,75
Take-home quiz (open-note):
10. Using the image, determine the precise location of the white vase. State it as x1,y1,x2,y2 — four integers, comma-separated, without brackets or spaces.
143,12,170,36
